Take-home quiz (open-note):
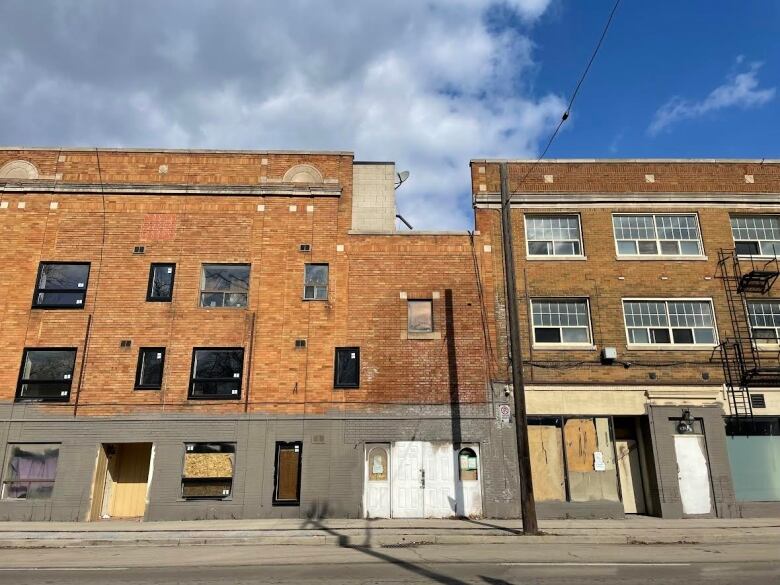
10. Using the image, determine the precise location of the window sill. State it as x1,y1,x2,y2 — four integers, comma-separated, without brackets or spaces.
14,397,71,403
272,501,301,507
532,344,596,351
334,386,360,390
199,306,248,310
187,395,242,400
625,343,716,351
31,305,86,310
402,331,441,340
302,297,329,302
615,255,708,262
526,255,588,261
134,386,161,391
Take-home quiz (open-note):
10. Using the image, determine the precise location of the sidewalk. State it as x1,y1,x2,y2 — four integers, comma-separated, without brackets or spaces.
1,517,779,548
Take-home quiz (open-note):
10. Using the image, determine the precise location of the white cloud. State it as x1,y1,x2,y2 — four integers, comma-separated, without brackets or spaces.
649,60,776,136
0,0,563,229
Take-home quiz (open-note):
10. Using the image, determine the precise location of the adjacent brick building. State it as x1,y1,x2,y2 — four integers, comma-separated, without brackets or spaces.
0,149,778,521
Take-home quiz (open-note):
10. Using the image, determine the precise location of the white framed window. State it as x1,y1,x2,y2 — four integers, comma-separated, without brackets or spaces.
525,215,583,257
613,214,703,257
747,301,780,344
531,298,592,345
623,299,717,346
731,215,780,257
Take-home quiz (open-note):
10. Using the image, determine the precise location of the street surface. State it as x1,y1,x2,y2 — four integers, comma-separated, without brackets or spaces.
0,542,777,584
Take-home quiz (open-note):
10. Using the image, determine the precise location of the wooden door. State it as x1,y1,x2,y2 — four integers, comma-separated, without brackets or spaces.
392,441,424,517
108,444,151,518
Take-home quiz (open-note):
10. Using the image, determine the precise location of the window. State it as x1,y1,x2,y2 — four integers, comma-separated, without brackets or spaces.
181,442,235,499
1,444,59,500
613,214,703,257
731,216,780,257
188,348,244,399
408,300,433,333
32,262,90,308
147,263,175,302
303,263,328,300
531,299,591,345
748,302,780,344
135,348,165,389
273,442,302,505
16,348,77,402
525,215,583,257
200,264,249,308
623,300,717,346
458,448,478,481
334,347,360,388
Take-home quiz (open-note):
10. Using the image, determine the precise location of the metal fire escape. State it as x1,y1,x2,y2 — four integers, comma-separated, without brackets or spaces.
715,249,780,418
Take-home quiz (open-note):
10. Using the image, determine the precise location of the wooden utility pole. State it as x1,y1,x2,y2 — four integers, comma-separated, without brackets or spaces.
499,162,538,535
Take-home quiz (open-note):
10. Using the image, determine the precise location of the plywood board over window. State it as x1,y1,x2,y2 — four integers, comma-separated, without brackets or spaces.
528,423,566,501
564,418,619,502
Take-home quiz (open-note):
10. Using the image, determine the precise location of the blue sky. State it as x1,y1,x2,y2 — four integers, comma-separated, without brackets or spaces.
0,1,777,229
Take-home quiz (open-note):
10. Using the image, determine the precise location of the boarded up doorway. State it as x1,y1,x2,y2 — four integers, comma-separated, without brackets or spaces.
90,443,152,520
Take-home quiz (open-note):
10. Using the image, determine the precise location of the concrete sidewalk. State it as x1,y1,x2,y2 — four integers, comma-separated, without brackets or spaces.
0,517,779,548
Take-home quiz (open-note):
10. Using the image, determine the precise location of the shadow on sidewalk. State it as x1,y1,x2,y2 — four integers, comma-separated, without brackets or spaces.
301,504,470,585
460,517,523,536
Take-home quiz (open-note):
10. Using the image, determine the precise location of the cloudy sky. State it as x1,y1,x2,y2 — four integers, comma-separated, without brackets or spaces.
1,1,778,229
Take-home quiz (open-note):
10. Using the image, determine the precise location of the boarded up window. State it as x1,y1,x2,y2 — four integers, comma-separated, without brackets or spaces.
181,443,235,499
368,447,388,481
563,418,619,502
528,418,566,501
274,442,302,505
458,448,478,481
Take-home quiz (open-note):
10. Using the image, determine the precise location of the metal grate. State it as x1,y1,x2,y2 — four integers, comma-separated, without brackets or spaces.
750,394,767,409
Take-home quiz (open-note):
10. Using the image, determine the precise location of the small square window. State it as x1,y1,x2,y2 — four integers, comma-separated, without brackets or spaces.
182,442,235,499
147,263,175,302
408,300,433,333
135,348,165,390
273,442,302,505
16,348,77,402
1,444,60,500
334,347,360,388
188,348,244,399
303,264,328,300
200,264,249,308
32,262,90,308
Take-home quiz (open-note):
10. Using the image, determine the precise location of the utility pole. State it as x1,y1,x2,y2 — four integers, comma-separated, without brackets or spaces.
499,162,538,535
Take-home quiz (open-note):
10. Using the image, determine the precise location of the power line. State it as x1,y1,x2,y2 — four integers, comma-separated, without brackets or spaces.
514,0,622,189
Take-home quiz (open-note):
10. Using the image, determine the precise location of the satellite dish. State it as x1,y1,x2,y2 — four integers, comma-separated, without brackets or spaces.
395,170,410,189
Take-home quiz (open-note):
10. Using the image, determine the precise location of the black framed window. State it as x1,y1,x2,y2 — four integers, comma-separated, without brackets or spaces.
334,347,360,388
147,264,175,302
16,348,77,402
181,442,235,499
200,264,249,308
188,348,244,399
135,348,165,390
32,262,90,309
303,264,328,300
273,441,302,505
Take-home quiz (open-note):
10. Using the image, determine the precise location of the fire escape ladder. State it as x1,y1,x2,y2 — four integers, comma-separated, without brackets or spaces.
715,250,780,418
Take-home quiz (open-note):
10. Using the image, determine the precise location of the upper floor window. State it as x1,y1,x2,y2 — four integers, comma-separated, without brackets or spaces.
188,348,244,399
16,348,77,402
531,299,592,345
731,216,780,257
135,348,165,390
32,262,90,308
747,301,780,344
408,300,433,333
303,264,328,300
613,214,703,257
147,263,175,302
334,347,360,388
623,300,717,346
200,264,249,308
525,215,583,257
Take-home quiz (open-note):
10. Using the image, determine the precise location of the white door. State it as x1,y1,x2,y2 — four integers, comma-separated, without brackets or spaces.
364,445,391,518
616,439,646,514
674,435,712,515
392,441,424,518
422,442,457,518
455,445,483,517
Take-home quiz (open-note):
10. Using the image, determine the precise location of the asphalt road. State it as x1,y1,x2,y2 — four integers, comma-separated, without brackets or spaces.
1,542,778,584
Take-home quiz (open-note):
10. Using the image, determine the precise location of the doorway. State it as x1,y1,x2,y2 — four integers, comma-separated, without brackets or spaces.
90,443,153,520
614,416,659,515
